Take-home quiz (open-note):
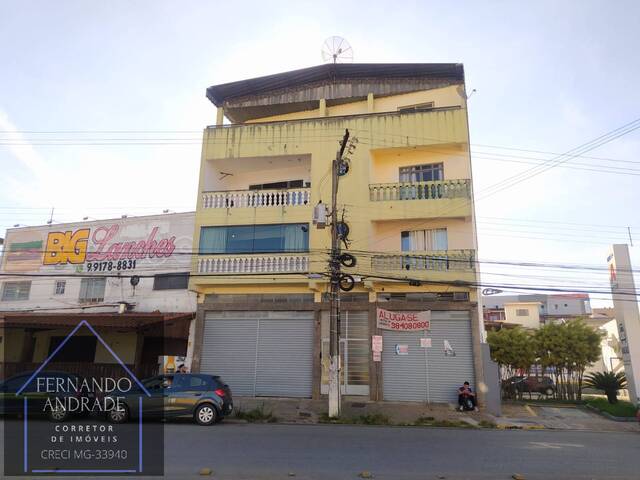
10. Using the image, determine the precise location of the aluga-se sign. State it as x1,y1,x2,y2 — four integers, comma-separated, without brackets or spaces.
376,308,430,331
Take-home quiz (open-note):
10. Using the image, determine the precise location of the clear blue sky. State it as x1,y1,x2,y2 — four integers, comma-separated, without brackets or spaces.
1,1,639,306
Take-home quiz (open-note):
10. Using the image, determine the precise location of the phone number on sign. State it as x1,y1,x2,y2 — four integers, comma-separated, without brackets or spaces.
86,260,137,272
390,321,429,330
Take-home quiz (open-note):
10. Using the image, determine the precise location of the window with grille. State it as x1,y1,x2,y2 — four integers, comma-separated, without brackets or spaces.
399,163,443,183
79,278,106,304
54,280,66,295
1,281,31,301
153,273,189,290
401,228,448,251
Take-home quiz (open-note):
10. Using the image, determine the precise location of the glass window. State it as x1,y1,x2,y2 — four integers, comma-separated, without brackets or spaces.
401,228,448,251
399,163,443,183
516,309,529,316
79,277,106,304
54,280,66,295
199,224,309,254
153,273,189,290
1,281,31,301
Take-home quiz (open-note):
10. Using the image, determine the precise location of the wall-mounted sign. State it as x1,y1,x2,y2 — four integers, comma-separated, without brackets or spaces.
377,308,430,331
2,214,194,274
420,338,432,348
395,344,409,355
372,351,381,362
372,335,383,353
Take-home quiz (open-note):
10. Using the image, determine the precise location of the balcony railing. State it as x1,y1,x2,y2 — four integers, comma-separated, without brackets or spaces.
369,180,470,202
371,250,476,272
197,253,309,274
202,187,311,209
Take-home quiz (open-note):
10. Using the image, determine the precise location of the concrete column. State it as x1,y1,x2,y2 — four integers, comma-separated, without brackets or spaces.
190,305,206,373
216,107,225,126
469,305,486,407
367,93,374,113
319,98,327,117
312,308,322,399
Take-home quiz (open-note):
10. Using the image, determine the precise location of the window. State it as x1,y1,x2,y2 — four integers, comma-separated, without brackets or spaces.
399,163,443,183
79,277,106,304
153,273,189,290
516,309,529,316
48,336,97,361
398,101,435,113
401,228,448,251
54,280,66,295
249,179,304,190
199,224,309,254
1,281,31,301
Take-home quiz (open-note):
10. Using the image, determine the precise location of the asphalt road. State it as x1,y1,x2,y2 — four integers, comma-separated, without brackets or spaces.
2,421,639,479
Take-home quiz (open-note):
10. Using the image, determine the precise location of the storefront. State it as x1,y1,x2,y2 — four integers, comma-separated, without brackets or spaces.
380,310,475,403
200,310,314,397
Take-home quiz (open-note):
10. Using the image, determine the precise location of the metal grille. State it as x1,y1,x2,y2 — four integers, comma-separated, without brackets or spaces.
382,311,474,403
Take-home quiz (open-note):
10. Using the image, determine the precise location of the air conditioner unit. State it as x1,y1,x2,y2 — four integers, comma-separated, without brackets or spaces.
453,292,469,302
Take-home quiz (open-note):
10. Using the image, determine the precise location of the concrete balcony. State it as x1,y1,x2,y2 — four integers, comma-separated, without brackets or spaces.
369,180,470,202
371,249,476,283
197,253,309,275
202,187,311,209
367,180,471,220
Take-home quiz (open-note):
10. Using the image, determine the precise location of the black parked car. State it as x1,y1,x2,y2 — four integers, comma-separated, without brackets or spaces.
106,373,233,426
502,375,555,396
0,371,91,421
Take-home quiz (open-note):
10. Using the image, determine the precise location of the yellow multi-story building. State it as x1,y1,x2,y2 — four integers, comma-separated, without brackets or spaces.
190,63,485,404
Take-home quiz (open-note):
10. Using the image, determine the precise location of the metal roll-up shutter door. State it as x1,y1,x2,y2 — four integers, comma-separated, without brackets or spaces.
382,311,474,403
426,311,475,403
201,312,258,396
382,329,428,402
255,311,314,397
201,311,314,398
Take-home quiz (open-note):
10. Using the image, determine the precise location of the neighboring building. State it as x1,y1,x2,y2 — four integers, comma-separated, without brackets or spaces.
483,293,591,328
0,212,196,379
503,302,541,330
585,308,623,375
190,63,484,404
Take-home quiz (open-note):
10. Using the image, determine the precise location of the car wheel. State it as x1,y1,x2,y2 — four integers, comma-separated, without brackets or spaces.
544,387,554,396
194,404,217,426
107,405,129,424
48,403,68,422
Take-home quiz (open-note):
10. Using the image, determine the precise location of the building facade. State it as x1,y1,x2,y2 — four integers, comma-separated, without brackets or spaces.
0,212,196,379
190,63,485,404
483,293,592,328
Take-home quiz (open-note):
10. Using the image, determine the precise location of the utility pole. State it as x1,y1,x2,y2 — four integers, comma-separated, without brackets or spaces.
328,129,350,418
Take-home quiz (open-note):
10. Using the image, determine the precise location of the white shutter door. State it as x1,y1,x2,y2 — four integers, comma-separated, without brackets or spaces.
201,312,259,396
255,311,314,398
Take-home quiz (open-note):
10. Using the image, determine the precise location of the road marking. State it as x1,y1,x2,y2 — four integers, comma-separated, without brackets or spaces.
528,442,584,450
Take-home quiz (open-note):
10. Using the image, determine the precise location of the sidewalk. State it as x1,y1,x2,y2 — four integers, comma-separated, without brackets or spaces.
491,402,640,432
231,396,640,432
232,396,493,426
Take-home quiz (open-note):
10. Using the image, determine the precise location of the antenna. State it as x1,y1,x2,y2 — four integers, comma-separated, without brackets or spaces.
321,36,353,64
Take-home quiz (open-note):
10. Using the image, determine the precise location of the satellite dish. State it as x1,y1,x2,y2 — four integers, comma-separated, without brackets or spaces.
321,36,353,64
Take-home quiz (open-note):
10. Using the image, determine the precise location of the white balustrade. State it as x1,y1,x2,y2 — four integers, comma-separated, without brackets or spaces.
371,250,476,272
197,254,309,274
202,188,310,209
369,180,470,202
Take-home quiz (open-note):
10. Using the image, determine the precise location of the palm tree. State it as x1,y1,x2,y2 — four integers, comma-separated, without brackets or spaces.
583,371,627,404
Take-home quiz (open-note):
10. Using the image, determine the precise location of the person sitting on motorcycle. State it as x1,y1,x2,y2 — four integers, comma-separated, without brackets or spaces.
458,381,479,411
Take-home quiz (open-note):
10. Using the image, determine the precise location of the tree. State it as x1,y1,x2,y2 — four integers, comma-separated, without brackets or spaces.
487,327,536,399
534,319,602,401
583,371,627,404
